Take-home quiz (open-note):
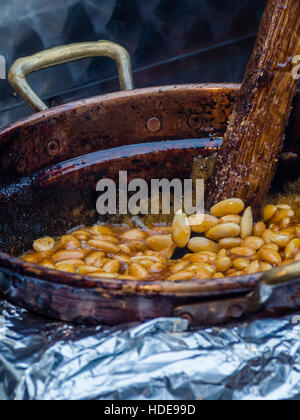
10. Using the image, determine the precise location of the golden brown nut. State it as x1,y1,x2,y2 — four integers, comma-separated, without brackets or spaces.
103,259,120,274
87,240,120,254
90,225,114,236
167,271,195,281
206,223,240,240
241,236,264,250
33,237,55,252
189,214,219,233
130,263,148,279
188,237,219,253
121,229,147,241
253,222,267,237
258,248,282,266
210,198,245,217
240,207,253,239
59,235,80,250
172,212,191,248
52,250,85,263
230,247,256,258
146,235,173,251
55,263,76,273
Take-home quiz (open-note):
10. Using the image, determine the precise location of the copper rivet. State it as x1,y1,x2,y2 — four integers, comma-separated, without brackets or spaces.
146,117,162,132
229,304,244,319
180,313,193,324
187,114,203,130
47,140,60,157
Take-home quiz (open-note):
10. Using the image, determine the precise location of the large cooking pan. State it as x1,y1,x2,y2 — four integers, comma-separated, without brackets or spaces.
0,41,300,326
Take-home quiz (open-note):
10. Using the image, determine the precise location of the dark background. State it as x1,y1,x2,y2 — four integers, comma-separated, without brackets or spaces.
0,0,267,128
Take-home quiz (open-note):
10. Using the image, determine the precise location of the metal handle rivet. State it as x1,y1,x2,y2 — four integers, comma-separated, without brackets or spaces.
180,313,193,324
187,113,203,129
146,117,162,132
47,140,60,157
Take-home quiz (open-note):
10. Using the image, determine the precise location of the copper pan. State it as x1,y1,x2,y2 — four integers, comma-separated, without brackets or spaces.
0,41,300,326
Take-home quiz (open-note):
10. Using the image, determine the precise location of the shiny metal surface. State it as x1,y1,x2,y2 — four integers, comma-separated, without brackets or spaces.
0,0,266,128
174,262,300,326
8,41,134,112
0,298,299,400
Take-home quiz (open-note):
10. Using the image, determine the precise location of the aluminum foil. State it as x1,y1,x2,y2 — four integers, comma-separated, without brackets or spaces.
0,298,300,400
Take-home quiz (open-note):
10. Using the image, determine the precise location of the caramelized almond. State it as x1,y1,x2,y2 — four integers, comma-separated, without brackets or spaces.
172,212,191,248
87,240,120,254
33,237,55,252
52,250,85,262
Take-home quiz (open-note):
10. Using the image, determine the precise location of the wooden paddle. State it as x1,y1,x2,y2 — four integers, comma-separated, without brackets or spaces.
205,0,300,220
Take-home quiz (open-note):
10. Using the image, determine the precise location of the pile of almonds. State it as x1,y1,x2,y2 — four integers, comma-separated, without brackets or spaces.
20,198,300,281
171,198,299,280
21,225,175,281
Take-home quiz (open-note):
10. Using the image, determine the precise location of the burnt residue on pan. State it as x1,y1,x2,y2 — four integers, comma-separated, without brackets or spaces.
0,85,299,325
0,139,220,256
0,85,298,184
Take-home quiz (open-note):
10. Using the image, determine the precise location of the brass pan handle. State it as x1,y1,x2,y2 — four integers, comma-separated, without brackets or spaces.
8,40,134,112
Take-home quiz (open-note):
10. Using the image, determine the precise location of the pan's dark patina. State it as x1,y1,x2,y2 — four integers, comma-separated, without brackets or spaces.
0,42,300,326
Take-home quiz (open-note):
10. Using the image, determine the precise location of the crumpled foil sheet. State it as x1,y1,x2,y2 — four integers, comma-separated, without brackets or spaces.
0,298,300,400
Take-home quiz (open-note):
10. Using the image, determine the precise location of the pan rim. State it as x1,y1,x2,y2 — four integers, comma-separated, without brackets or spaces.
0,250,262,298
0,83,241,136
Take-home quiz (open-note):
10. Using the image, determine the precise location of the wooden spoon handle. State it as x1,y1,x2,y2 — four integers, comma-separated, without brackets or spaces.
206,0,300,219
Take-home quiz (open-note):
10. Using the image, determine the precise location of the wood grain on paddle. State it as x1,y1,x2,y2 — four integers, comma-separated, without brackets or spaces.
206,0,300,219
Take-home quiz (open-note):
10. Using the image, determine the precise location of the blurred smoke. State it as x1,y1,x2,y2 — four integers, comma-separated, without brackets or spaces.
0,0,266,127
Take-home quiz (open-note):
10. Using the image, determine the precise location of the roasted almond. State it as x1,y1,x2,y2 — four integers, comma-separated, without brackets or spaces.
78,265,100,275
59,235,80,250
218,237,242,249
258,248,282,266
52,250,85,262
268,231,293,248
253,222,267,237
33,237,55,252
215,257,232,273
206,223,240,240
246,261,260,274
263,205,278,222
167,271,195,281
230,247,256,258
170,260,190,273
130,263,149,279
172,212,191,248
270,209,295,224
241,236,264,250
90,225,114,236
210,198,245,217
233,258,250,270
55,259,85,267
103,259,120,274
189,214,219,233
285,238,300,259
121,229,147,241
240,207,253,239
40,261,56,269
87,240,120,254
55,263,76,273
85,252,106,267
195,268,212,280
189,252,217,265
219,215,242,225
146,235,173,251
188,237,219,253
